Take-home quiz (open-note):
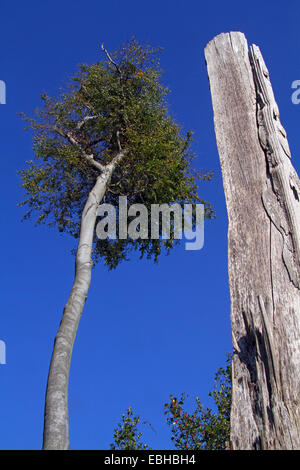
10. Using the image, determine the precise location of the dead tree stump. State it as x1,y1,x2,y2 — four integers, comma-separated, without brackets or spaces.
205,32,300,449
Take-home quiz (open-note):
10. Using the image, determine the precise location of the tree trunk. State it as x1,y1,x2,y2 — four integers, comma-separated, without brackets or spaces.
43,154,123,450
205,32,300,449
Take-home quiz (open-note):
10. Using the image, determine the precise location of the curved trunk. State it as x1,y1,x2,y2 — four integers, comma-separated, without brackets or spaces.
43,155,123,449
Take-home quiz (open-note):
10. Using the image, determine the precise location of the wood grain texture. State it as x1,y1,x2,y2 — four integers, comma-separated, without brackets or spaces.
205,32,300,449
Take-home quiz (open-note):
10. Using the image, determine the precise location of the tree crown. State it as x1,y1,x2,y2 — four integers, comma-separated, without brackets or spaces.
19,38,214,268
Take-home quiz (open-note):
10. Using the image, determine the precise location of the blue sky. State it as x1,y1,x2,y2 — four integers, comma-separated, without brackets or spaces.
0,0,299,450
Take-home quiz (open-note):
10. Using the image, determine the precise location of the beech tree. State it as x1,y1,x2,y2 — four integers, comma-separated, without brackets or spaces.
19,38,214,449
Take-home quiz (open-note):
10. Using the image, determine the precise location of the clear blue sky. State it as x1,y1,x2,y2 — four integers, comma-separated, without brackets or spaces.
0,0,299,450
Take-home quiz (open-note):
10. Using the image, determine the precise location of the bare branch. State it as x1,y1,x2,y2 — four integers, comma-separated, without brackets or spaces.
76,115,99,130
116,130,122,152
101,43,122,76
111,149,127,166
53,126,105,172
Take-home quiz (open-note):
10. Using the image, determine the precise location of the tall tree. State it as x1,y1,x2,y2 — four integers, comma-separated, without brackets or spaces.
19,38,214,449
205,32,300,449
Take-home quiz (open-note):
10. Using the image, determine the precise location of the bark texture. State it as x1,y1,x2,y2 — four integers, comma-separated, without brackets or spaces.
43,154,124,450
205,32,300,449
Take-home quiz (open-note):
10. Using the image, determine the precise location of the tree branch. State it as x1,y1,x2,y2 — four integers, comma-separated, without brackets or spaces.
53,126,105,172
76,115,99,130
116,130,122,152
101,43,122,76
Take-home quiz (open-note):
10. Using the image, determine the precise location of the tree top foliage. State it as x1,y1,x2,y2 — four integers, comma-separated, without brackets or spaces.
19,37,215,268
110,406,152,450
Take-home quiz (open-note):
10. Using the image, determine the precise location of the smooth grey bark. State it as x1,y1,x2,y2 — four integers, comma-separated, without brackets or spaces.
42,153,124,450
205,32,300,449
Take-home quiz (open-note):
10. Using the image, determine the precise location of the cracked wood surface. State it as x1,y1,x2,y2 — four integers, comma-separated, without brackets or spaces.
205,32,300,449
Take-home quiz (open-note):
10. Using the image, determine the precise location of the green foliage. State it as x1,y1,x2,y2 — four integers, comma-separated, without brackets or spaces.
110,406,151,450
164,354,232,450
110,356,232,450
18,37,214,269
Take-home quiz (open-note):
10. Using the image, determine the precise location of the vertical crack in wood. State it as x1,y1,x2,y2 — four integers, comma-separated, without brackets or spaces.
257,295,279,389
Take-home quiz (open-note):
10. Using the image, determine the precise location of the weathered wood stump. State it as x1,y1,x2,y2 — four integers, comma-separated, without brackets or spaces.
205,32,300,449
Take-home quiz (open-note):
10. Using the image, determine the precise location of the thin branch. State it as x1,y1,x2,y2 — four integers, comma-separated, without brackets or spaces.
90,137,104,147
111,149,127,166
78,84,97,114
107,188,127,196
76,115,99,130
116,130,122,152
53,126,105,172
101,43,122,76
